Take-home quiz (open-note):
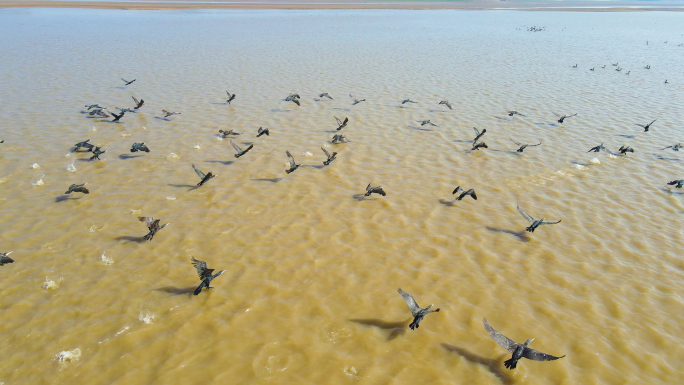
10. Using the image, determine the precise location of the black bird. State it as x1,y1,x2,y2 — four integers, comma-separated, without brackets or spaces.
662,143,683,151
0,251,13,266
90,147,105,160
230,140,253,158
616,67,622,72
85,104,104,110
665,80,668,84
349,94,366,105
121,77,136,86
332,134,349,144
132,96,144,109
587,143,610,153
401,99,417,105
635,119,657,132
226,91,236,104
472,141,488,151
138,216,168,241
256,127,269,137
319,92,333,100
335,116,349,130
111,111,125,123
590,67,595,71
162,109,181,118
473,127,486,142
285,151,300,174
285,93,300,106
517,204,561,232
616,145,634,155
65,183,89,194
192,164,215,186
452,186,477,200
191,257,225,295
645,65,651,69
572,64,578,68
667,180,684,188
510,137,541,152
439,100,453,110
398,288,440,330
321,147,337,165
365,183,386,197
508,111,525,117
219,129,242,137
553,112,577,124
73,139,94,151
602,65,606,68
90,108,110,118
420,120,437,127
483,318,565,370
116,107,133,113
612,62,618,67
130,142,150,153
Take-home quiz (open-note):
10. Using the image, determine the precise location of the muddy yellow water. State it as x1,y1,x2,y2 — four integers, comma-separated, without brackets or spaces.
0,8,683,384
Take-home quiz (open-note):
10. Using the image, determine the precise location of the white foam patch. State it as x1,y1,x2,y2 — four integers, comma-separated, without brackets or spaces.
65,153,71,157
139,309,155,324
216,136,224,141
67,160,76,172
343,366,362,380
31,163,40,169
0,177,7,184
591,158,601,165
89,224,103,233
194,143,201,149
31,175,45,187
121,133,131,138
115,326,130,337
42,276,62,290
304,151,313,157
574,164,587,170
166,195,176,200
130,209,142,215
101,251,114,265
55,348,81,363
167,153,179,160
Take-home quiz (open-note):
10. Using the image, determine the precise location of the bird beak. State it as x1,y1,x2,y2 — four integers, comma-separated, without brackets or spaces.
6,251,12,255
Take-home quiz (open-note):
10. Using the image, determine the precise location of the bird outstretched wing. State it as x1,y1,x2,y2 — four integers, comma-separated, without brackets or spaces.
192,164,206,179
510,137,523,146
191,257,212,279
541,219,562,226
335,116,343,126
473,127,482,136
398,288,421,316
517,204,536,223
231,140,242,153
522,347,565,362
138,216,155,228
483,318,519,353
321,147,331,158
286,151,296,168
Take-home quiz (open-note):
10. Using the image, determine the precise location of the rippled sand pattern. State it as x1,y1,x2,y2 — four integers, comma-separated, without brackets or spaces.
1,8,683,384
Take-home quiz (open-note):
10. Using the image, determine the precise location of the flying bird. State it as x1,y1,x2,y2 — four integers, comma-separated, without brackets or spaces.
85,104,104,110
439,100,453,110
0,251,13,266
256,127,269,137
645,65,651,69
130,142,150,153
510,138,541,152
191,257,225,295
420,120,437,127
319,93,333,99
398,288,440,330
365,184,386,197
517,204,561,232
90,108,110,118
332,134,350,144
219,129,242,137
90,147,106,160
635,119,657,132
132,96,144,109
226,91,236,104
111,111,125,123
121,77,136,86
65,183,89,194
162,109,181,118
508,111,525,116
553,112,577,124
321,147,337,165
587,143,610,153
616,145,634,155
401,99,417,105
483,318,565,370
471,141,488,151
230,140,253,158
138,216,168,241
192,164,215,186
473,127,487,142
667,180,684,188
662,143,682,151
349,94,366,105
285,151,300,174
285,93,300,106
452,186,477,200
335,116,349,130
73,139,94,152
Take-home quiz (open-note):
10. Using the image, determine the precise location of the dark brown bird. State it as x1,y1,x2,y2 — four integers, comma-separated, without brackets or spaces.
231,140,253,158
553,112,577,124
285,151,300,174
321,147,337,165
365,184,386,196
472,141,488,151
139,216,169,241
191,257,225,295
0,251,13,266
132,96,144,109
111,111,125,123
65,183,89,194
398,288,440,330
483,318,565,370
219,129,242,137
510,138,541,152
192,164,215,186
256,127,269,137
335,116,348,130
452,186,477,200
90,147,106,160
226,91,236,104
121,77,136,86
636,119,657,132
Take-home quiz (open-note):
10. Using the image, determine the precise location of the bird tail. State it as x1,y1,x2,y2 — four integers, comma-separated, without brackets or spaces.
504,358,518,370
194,281,207,295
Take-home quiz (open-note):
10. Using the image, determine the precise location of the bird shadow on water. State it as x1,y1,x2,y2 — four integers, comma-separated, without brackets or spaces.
352,194,374,201
494,116,514,122
302,164,325,169
119,154,143,160
440,344,513,385
155,286,196,295
408,125,434,132
114,235,147,243
652,153,681,162
349,318,409,341
205,160,234,165
490,149,522,156
155,116,171,121
439,199,458,207
614,134,636,139
486,226,530,242
251,178,283,183
533,122,558,128
168,184,200,191
55,196,80,203
270,109,289,113
660,187,684,195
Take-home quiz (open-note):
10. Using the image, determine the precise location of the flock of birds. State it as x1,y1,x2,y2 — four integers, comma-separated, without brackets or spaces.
1,66,680,374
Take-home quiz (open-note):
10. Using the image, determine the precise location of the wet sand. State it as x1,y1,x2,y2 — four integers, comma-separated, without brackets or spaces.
2,0,684,11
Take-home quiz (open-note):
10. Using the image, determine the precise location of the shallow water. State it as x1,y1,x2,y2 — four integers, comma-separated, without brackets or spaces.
0,8,683,384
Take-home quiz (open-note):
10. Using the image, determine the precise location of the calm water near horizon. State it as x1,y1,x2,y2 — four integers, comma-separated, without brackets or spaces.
0,8,683,384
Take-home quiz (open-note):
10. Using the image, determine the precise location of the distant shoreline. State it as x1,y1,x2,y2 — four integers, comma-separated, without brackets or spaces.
2,1,684,12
